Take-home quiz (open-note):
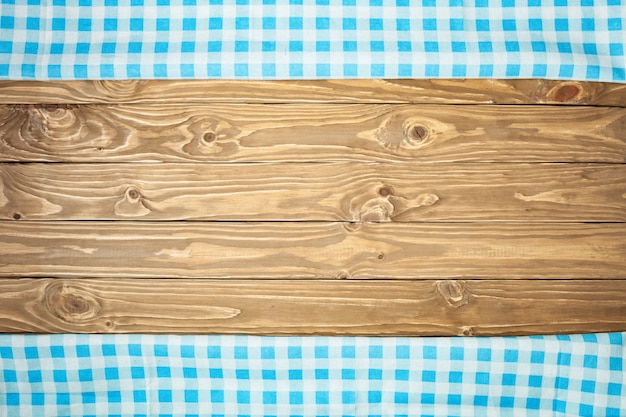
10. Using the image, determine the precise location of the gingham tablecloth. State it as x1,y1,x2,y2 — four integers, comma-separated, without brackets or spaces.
0,0,624,81
1,333,624,416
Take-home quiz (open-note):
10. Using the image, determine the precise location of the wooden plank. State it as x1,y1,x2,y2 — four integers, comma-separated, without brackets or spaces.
2,163,624,222
0,222,623,279
2,103,624,163
0,79,624,106
1,278,625,335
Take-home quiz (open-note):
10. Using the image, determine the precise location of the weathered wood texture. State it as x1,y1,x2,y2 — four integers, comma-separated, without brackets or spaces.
1,79,625,105
0,79,624,335
1,222,624,279
1,103,625,163
1,278,625,336
2,163,624,222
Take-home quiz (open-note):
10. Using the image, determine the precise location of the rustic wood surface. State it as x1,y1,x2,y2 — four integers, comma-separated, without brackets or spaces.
1,79,625,105
2,163,624,222
1,222,624,279
1,278,625,336
0,79,624,335
2,103,625,163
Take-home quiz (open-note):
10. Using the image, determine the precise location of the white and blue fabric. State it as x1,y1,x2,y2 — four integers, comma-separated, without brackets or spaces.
1,333,625,416
0,0,624,81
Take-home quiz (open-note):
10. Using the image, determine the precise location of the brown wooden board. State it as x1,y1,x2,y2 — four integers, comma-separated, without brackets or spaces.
1,103,624,163
0,222,624,279
1,163,624,222
1,278,625,336
1,79,625,105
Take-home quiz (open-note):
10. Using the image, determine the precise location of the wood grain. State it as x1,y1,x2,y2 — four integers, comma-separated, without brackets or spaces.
1,103,625,163
2,163,624,222
0,79,624,105
0,278,625,335
0,222,623,279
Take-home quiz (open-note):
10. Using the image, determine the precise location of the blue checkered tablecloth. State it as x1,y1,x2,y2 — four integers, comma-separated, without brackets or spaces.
1,333,624,416
0,0,624,81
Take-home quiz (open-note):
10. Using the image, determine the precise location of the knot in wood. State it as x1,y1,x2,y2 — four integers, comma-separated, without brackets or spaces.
407,124,429,143
462,326,476,336
202,132,217,143
126,187,142,201
548,83,583,103
378,187,392,197
12,213,22,220
44,281,102,323
435,280,469,308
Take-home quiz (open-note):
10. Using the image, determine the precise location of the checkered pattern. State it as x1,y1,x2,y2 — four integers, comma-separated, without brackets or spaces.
1,333,624,416
0,0,624,81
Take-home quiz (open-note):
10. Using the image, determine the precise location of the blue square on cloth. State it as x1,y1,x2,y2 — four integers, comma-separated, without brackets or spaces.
25,347,39,359
24,43,38,54
183,17,196,31
555,18,568,31
558,42,572,53
263,391,277,404
559,64,573,77
0,15,14,28
21,64,35,77
581,380,596,393
134,390,146,402
396,369,409,380
209,18,222,30
56,393,70,405
474,395,488,406
158,390,172,402
344,41,357,51
78,18,91,31
315,369,328,379
503,19,516,30
316,391,329,404
527,398,541,409
52,18,65,31
0,43,10,56
31,393,44,406
79,369,93,381
104,19,117,32
130,18,143,31
610,357,623,371
26,17,39,30
185,390,198,403
476,372,490,384
0,347,12,358
53,370,67,382
3,370,17,382
128,42,142,53
82,392,96,404
6,393,19,406
420,393,434,404
289,17,303,30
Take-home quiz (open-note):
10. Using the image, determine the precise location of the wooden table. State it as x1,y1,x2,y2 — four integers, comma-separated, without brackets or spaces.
0,79,625,335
